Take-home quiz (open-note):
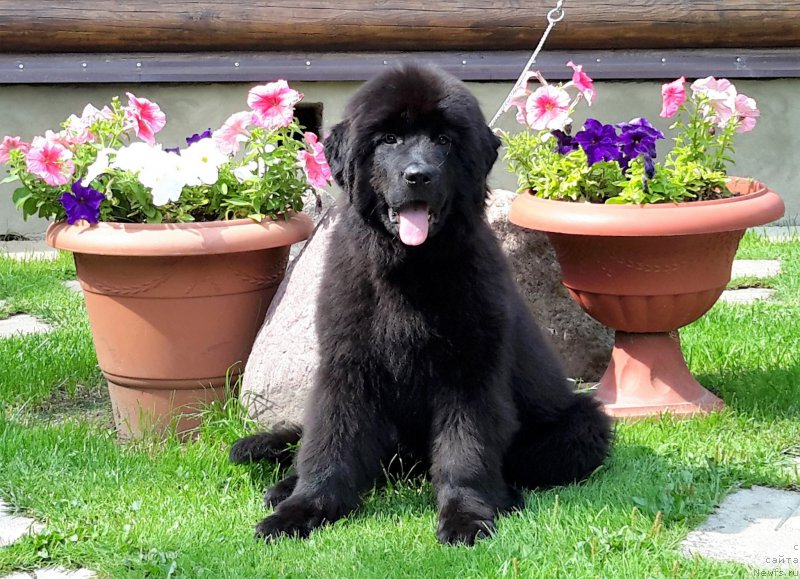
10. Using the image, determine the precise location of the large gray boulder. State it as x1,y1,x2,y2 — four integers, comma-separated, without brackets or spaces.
240,208,333,427
241,191,613,427
486,189,613,381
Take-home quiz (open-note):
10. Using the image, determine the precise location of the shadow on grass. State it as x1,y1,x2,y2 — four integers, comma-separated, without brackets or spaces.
696,362,800,420
29,382,112,427
220,443,759,578
240,442,742,542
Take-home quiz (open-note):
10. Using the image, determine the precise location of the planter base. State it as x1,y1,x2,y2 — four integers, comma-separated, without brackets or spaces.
596,331,724,418
107,378,230,439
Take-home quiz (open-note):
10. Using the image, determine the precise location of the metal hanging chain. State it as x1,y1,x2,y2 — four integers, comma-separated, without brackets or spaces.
488,0,565,128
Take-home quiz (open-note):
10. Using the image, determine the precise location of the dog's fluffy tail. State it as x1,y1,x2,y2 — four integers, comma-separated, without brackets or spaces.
229,422,302,467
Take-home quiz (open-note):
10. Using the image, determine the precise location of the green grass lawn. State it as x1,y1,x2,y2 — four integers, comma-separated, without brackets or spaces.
1,233,799,578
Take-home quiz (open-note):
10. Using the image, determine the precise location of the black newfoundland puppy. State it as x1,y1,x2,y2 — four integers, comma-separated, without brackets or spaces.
231,63,612,546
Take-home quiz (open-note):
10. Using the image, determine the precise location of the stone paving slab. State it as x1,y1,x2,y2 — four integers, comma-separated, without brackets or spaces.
0,500,96,579
719,288,775,305
0,501,43,547
731,259,782,279
63,280,82,294
0,240,58,262
682,486,800,570
0,315,52,339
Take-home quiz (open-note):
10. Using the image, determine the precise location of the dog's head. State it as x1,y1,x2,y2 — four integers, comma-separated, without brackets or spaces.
324,63,500,246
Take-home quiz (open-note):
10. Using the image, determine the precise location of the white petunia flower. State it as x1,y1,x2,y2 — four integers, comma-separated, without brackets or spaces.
233,161,258,183
232,158,266,183
181,138,229,186
138,149,190,206
81,148,113,185
112,142,161,173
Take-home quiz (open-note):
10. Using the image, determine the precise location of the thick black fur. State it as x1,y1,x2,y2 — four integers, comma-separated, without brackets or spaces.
230,63,612,546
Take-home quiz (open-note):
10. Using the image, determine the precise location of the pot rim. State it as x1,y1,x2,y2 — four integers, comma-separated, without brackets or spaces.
507,177,785,237
46,213,315,256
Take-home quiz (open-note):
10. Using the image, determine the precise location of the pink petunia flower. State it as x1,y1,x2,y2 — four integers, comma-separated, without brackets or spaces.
43,129,73,149
508,90,531,126
523,85,572,131
247,80,303,130
25,136,74,186
124,92,166,145
0,136,30,163
298,132,331,189
212,111,255,155
660,77,686,118
63,114,94,145
506,71,540,124
303,131,325,158
80,103,113,125
61,103,114,146
566,61,596,105
690,76,737,125
733,93,759,133
690,76,734,97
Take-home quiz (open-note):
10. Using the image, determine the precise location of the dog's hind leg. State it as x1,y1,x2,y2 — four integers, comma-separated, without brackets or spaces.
229,422,302,468
265,474,299,508
503,394,612,489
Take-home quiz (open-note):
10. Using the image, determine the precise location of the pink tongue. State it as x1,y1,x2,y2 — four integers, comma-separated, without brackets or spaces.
397,206,430,246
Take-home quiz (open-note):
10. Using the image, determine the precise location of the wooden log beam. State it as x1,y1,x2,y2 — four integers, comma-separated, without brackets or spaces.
0,1,798,53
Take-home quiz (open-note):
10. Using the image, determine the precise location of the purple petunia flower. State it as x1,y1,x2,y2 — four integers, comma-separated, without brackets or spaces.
617,117,664,160
58,181,104,224
551,129,578,155
643,155,656,179
186,128,212,146
165,129,212,155
574,119,622,166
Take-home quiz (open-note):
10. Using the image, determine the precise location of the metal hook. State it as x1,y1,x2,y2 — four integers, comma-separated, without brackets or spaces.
548,0,565,24
547,7,565,24
488,0,567,127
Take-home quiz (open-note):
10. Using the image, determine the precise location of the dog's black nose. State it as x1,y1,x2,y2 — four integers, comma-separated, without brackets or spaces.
402,164,434,187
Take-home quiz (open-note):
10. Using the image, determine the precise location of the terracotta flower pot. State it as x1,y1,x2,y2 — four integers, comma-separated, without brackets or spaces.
46,215,313,437
508,178,784,418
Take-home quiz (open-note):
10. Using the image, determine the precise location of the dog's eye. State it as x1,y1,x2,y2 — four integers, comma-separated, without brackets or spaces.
435,134,451,145
383,134,398,144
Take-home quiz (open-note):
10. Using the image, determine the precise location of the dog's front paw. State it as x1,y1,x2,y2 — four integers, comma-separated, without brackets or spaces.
254,499,326,541
436,511,496,546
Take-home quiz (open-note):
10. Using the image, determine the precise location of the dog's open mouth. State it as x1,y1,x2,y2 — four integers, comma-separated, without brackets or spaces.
388,202,438,246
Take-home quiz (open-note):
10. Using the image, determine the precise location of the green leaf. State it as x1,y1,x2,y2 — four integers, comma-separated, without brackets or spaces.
22,196,38,217
11,186,32,207
1,174,20,184
224,198,253,207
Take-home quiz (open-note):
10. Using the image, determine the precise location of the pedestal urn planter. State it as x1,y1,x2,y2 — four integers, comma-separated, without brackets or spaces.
508,178,784,418
46,215,313,437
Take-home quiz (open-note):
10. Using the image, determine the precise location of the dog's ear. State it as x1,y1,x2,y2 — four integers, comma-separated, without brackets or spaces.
470,125,502,206
323,120,351,189
480,125,502,178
